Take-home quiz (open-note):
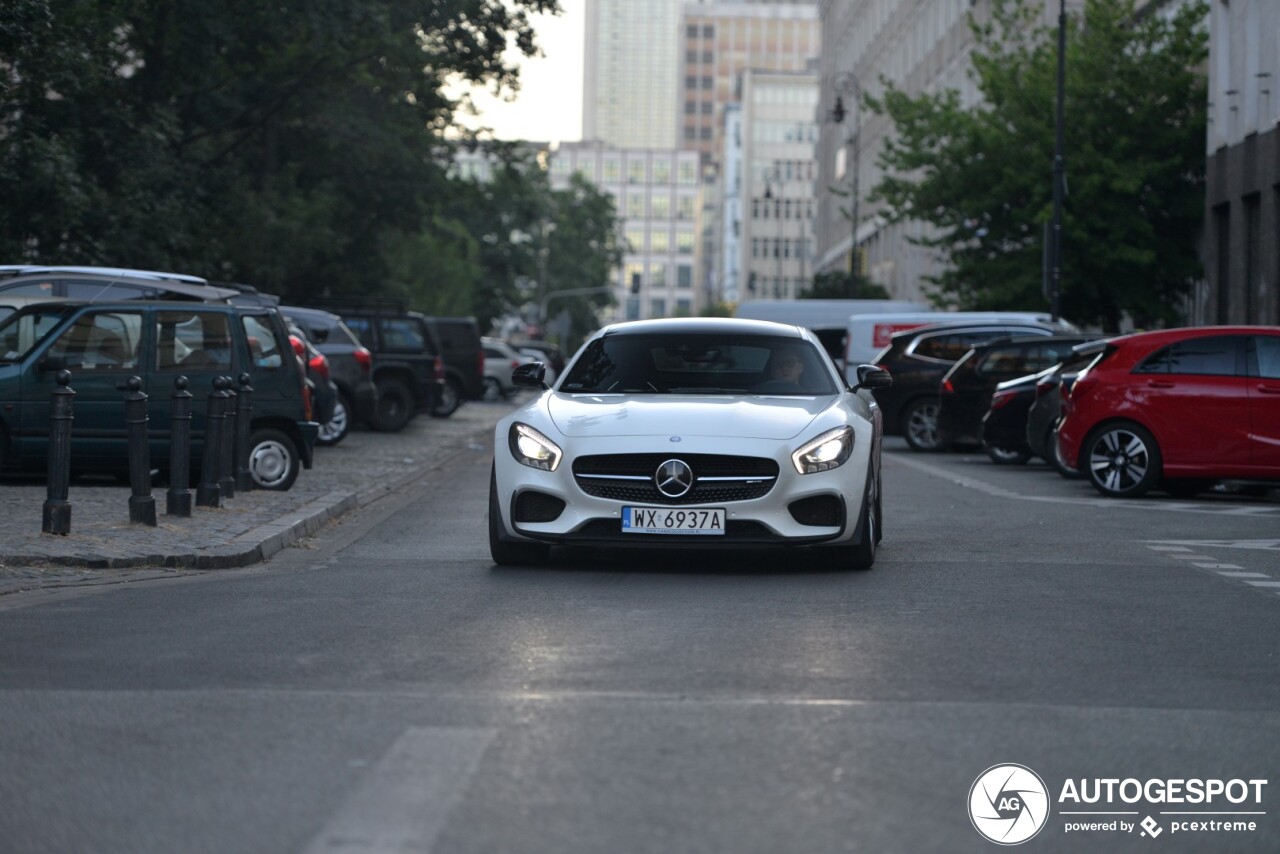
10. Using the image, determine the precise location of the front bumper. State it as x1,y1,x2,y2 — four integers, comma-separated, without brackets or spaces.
493,432,872,549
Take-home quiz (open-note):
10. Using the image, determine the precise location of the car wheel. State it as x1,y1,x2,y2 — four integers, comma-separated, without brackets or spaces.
1046,421,1081,479
482,377,504,403
833,475,877,570
901,398,942,452
984,442,1031,465
373,379,414,432
488,466,551,566
431,378,461,418
248,428,300,491
316,393,351,446
1084,421,1162,498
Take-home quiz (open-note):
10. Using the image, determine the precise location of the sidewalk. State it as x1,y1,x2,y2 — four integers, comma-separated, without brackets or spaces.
0,398,518,595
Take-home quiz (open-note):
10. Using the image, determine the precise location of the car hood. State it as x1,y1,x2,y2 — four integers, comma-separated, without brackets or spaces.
546,393,830,440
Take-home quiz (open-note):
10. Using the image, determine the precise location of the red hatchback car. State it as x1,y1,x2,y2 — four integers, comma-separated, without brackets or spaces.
1057,326,1280,498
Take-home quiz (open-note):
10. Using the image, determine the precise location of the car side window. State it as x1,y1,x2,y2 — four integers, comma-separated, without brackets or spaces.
45,311,143,371
977,345,1030,377
378,318,425,351
913,334,968,361
241,315,284,369
156,310,233,372
61,280,150,300
1254,336,1280,379
1135,336,1242,376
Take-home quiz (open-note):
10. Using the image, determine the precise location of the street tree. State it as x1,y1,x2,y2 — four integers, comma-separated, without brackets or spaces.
867,0,1207,329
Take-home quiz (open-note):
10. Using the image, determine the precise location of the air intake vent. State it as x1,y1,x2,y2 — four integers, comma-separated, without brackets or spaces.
514,491,566,523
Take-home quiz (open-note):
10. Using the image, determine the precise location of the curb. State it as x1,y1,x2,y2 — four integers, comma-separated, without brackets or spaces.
0,425,495,572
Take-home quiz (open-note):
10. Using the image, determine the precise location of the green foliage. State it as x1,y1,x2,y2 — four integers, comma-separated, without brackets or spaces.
867,0,1207,329
0,0,623,329
799,270,890,300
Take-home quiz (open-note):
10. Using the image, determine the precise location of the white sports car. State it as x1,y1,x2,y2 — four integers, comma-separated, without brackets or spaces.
489,318,891,568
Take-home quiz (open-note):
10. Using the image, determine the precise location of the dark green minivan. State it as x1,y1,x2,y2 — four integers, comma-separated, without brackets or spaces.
0,300,319,490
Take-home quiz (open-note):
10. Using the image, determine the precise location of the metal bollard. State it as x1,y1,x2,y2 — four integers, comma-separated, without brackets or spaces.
234,373,255,493
196,377,230,508
123,376,156,526
166,376,193,517
220,378,237,499
42,369,75,535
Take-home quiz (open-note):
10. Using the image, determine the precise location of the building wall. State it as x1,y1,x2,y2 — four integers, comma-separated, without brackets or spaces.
1204,0,1279,325
738,70,820,303
550,142,704,321
814,0,1081,303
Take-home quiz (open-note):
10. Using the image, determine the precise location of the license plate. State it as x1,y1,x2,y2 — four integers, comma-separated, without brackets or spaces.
622,506,726,535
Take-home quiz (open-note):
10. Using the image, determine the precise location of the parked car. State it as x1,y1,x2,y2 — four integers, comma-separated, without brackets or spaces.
0,300,318,489
285,324,338,438
870,320,1076,451
1025,339,1112,477
490,318,891,567
843,310,1074,375
482,337,527,401
279,305,377,445
936,334,1095,453
0,268,236,303
330,308,447,430
979,369,1051,464
1057,327,1280,498
419,315,485,414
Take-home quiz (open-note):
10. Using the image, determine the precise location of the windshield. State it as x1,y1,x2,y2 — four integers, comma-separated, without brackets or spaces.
0,307,73,362
560,333,838,396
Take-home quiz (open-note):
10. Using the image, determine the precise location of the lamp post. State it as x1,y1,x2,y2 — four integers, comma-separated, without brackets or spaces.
831,72,863,296
1048,0,1066,323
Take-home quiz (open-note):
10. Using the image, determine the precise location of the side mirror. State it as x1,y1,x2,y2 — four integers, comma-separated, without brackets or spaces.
851,364,892,391
512,361,547,389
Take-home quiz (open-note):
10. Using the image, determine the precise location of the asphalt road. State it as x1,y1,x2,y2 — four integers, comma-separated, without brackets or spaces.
1,436,1277,853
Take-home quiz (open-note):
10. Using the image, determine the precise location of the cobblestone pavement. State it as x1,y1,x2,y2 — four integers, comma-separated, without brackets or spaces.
0,397,520,595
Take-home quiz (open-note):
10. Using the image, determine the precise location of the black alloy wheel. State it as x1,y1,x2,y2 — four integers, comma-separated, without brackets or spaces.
431,378,461,418
373,379,414,432
902,398,943,452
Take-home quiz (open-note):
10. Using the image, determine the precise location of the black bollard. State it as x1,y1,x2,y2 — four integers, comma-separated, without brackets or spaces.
196,377,230,508
123,376,156,526
220,378,237,499
166,376,193,517
42,370,75,535
234,372,254,493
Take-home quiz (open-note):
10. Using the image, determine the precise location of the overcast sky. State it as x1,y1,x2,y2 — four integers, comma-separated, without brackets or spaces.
452,0,585,145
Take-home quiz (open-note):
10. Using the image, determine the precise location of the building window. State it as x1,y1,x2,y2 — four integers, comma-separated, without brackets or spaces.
625,228,645,252
702,24,714,38
650,230,670,252
685,76,697,90
676,232,695,254
649,298,666,318
686,50,698,64
653,161,670,185
677,265,693,288
626,195,645,219
701,101,713,115
649,262,667,286
603,160,620,182
651,195,671,218
677,196,695,218
699,127,712,140
685,100,697,114
627,160,646,184
678,162,697,186
686,24,698,38
684,127,696,140
700,76,713,89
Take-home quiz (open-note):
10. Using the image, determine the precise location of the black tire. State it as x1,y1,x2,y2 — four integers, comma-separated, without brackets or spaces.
833,475,877,570
488,466,551,566
247,427,300,491
316,392,352,446
1045,421,1081,479
984,442,1031,465
431,378,461,418
373,378,414,432
901,398,942,452
1084,421,1162,498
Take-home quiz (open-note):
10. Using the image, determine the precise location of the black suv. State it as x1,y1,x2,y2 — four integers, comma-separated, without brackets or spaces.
936,334,1094,452
419,316,485,413
279,306,377,443
872,321,1069,451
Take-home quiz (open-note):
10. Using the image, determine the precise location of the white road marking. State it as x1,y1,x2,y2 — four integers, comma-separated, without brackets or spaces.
1145,539,1280,551
303,726,496,854
1245,581,1280,588
1217,572,1270,578
1193,563,1244,570
1148,546,1192,552
1168,554,1215,561
888,453,1280,517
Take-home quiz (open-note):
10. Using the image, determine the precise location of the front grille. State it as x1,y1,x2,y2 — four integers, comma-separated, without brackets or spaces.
573,454,779,506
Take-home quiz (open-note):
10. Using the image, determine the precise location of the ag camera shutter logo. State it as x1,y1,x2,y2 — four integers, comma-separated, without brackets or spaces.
969,764,1050,845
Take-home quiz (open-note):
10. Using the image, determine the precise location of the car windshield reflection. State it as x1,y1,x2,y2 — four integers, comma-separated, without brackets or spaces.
559,333,838,396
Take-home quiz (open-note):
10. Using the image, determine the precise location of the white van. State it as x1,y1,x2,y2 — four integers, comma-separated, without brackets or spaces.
735,299,931,363
844,311,1076,376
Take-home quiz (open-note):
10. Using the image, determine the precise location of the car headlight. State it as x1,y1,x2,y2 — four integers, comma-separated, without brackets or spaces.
509,423,563,471
792,426,853,474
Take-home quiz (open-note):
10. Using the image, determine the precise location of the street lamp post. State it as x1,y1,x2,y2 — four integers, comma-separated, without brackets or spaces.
1048,0,1067,323
832,72,863,296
